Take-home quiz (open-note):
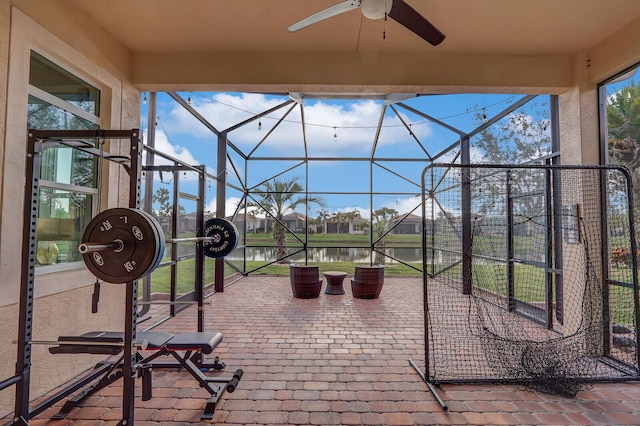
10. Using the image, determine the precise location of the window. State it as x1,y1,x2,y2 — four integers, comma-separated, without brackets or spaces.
28,51,101,267
602,64,640,227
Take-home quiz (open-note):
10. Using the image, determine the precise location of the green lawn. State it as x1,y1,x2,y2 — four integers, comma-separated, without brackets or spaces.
240,260,423,276
146,241,638,326
148,257,424,293
246,232,422,246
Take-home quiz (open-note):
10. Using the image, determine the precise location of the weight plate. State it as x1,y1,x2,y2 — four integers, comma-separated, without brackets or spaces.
136,209,165,275
127,209,155,280
203,218,238,258
81,208,161,283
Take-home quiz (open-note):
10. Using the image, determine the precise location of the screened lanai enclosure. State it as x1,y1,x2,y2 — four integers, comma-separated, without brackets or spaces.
142,92,558,277
140,91,640,395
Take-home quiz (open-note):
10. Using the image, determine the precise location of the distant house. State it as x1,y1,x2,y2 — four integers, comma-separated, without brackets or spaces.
181,212,199,232
325,215,368,235
282,213,306,233
153,212,262,235
257,212,369,235
149,212,198,234
326,221,348,234
351,216,368,235
391,213,422,234
227,213,261,233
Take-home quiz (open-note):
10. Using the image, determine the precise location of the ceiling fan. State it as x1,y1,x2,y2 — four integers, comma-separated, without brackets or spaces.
287,0,445,46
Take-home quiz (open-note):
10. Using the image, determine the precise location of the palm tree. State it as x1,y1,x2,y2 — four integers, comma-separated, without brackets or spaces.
316,209,331,234
153,188,172,216
330,211,347,234
343,209,361,234
372,207,399,265
249,177,325,263
608,82,640,222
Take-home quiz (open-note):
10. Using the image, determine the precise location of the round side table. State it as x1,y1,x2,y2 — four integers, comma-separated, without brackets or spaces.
323,271,348,295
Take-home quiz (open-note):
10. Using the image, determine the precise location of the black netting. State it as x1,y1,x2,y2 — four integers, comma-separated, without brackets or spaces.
422,165,640,396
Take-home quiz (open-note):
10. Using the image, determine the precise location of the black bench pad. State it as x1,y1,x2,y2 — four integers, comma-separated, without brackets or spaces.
49,331,221,355
137,331,174,348
164,332,223,354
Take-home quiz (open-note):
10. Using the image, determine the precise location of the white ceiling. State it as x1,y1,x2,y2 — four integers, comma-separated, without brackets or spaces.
72,0,640,56
67,0,640,94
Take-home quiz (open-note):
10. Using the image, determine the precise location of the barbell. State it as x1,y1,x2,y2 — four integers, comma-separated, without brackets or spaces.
79,208,238,284
14,338,149,350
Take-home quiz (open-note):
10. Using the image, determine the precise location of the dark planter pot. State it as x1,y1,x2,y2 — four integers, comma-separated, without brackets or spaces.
351,265,384,299
290,265,322,298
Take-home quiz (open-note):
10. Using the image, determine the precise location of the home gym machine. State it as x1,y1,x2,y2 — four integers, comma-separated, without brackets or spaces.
6,129,241,425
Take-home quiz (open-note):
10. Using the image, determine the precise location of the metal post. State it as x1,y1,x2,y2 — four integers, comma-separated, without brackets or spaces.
369,156,374,265
305,157,309,265
623,167,640,374
506,170,515,311
409,359,448,411
13,132,43,425
196,165,206,332
215,131,228,292
550,95,565,325
119,129,142,426
420,166,431,386
141,92,157,313
118,280,137,426
544,165,554,329
170,170,179,317
461,136,472,294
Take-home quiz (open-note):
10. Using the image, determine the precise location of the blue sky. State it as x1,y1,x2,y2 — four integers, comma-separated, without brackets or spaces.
140,91,551,219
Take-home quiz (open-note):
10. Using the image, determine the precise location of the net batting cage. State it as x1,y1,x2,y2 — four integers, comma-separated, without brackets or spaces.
418,164,640,399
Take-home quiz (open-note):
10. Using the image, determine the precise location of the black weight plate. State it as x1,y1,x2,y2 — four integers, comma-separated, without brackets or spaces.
134,210,158,278
81,208,161,283
136,209,165,275
203,218,238,258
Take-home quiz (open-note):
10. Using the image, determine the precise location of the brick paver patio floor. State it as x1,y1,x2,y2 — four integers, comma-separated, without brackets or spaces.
24,275,640,425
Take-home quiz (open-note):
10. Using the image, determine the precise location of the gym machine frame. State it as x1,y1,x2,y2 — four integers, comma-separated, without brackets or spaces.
139,156,207,325
11,129,144,425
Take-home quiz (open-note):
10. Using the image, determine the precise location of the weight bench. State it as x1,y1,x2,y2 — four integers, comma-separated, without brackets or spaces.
48,330,242,420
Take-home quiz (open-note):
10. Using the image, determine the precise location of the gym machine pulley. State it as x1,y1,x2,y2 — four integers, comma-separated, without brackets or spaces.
79,207,238,284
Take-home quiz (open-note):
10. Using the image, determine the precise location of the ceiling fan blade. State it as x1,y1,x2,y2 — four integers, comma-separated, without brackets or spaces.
287,0,362,32
387,0,445,46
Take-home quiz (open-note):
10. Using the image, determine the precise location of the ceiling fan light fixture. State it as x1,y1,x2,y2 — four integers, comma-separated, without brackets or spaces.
361,0,392,20
287,0,445,46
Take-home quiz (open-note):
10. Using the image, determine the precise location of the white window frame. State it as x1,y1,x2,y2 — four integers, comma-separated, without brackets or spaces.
2,8,123,305
28,50,103,273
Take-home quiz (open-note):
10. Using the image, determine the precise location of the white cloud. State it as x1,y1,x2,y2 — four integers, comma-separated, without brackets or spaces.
381,196,422,216
141,128,208,185
164,93,283,138
205,196,245,218
142,128,198,165
158,93,433,157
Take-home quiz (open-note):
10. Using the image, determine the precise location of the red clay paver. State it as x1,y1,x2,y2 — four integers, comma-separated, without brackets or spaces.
16,276,640,425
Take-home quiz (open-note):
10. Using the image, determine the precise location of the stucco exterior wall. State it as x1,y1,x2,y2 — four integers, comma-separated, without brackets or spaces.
0,1,139,417
588,17,640,84
0,3,8,211
559,52,600,166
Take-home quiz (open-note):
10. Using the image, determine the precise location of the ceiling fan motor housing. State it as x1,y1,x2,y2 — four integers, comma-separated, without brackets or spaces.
361,0,393,20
